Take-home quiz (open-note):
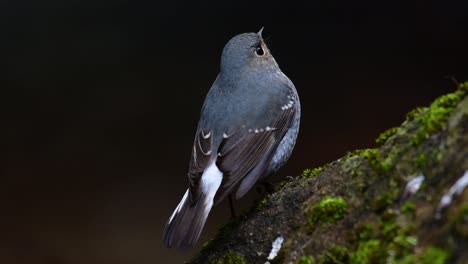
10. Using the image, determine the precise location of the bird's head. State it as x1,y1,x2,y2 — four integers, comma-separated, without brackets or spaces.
220,28,278,74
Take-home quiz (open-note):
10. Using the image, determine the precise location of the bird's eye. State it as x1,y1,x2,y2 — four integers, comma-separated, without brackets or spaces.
255,45,265,56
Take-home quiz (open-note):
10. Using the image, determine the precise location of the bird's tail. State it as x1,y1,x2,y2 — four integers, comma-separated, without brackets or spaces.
163,162,223,248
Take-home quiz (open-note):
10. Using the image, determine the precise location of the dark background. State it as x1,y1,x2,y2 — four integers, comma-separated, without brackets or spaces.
1,0,467,263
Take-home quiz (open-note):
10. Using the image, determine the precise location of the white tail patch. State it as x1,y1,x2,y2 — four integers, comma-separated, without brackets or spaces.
164,160,223,247
201,161,223,214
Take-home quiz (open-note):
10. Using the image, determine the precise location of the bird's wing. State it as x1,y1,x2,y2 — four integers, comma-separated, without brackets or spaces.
187,128,214,203
215,103,296,202
187,97,296,204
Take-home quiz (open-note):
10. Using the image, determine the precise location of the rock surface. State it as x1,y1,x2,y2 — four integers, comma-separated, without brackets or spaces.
190,83,468,264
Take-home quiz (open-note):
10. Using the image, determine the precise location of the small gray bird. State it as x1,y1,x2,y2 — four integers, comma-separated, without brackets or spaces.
163,28,301,248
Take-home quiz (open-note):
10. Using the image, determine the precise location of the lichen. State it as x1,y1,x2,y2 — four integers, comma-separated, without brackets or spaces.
211,251,246,264
307,196,348,225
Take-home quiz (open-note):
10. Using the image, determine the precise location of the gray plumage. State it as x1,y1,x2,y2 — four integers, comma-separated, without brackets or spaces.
163,29,301,248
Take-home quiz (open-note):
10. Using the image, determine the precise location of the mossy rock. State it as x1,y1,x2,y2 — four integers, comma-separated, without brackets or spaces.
190,83,468,263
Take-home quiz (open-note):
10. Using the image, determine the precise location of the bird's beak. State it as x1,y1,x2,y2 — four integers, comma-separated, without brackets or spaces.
257,27,264,39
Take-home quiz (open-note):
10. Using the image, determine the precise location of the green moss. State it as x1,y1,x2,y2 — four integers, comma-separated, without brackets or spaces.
199,218,241,256
415,153,427,168
296,256,316,264
411,86,467,145
356,223,374,241
393,234,417,249
318,245,348,264
373,192,394,213
349,240,387,264
212,251,246,264
401,201,416,214
257,197,268,210
450,203,468,237
275,177,294,191
376,127,399,145
420,247,450,264
360,148,391,174
218,218,240,239
345,149,366,158
347,207,419,263
405,107,426,121
398,246,450,264
302,166,325,178
457,203,468,221
307,196,348,225
380,219,399,240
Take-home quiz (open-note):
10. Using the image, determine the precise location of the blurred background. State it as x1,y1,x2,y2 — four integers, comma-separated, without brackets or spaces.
1,0,467,263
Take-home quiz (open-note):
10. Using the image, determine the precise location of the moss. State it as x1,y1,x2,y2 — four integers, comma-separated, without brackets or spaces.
415,153,427,169
450,203,468,237
275,177,294,191
356,223,374,241
398,246,450,264
376,127,399,145
380,219,399,240
360,148,391,174
405,107,426,121
373,193,393,213
345,149,366,158
296,256,316,264
302,166,325,178
347,207,418,263
307,196,348,225
211,251,246,264
393,234,417,249
199,218,241,257
257,197,268,210
218,218,240,239
401,201,416,214
190,83,468,264
318,245,348,264
420,247,450,264
411,86,467,145
349,240,387,264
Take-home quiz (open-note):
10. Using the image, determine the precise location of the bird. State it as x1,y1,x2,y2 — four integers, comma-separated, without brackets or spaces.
163,28,301,248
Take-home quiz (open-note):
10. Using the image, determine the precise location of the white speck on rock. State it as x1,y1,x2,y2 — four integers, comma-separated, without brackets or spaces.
436,170,468,219
404,174,425,197
266,236,284,261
